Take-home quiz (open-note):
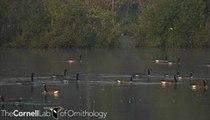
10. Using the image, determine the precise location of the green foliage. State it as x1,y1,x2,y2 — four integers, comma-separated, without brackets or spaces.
0,0,209,48
135,0,209,48
0,0,122,48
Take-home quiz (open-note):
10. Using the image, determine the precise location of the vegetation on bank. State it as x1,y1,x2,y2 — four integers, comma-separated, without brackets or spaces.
0,0,209,48
135,0,209,48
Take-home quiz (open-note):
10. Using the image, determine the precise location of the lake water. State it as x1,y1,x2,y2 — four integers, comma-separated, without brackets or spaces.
0,48,209,120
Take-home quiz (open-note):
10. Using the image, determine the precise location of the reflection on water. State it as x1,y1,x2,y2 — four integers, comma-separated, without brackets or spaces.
0,48,209,120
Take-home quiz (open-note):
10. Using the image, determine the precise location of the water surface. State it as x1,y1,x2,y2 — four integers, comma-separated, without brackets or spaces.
0,48,209,120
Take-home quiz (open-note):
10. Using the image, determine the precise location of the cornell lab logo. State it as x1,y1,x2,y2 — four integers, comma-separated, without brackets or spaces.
44,106,63,119
43,106,108,119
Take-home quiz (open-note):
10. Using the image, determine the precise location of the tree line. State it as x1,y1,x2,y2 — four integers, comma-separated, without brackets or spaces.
0,0,209,48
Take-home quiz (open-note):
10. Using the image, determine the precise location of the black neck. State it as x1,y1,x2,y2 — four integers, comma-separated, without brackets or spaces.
148,69,151,75
31,73,34,82
174,75,177,83
44,84,47,92
177,71,180,76
130,77,133,81
64,70,67,76
203,81,206,86
79,55,82,60
1,96,4,102
190,72,193,77
18,98,22,103
76,74,79,81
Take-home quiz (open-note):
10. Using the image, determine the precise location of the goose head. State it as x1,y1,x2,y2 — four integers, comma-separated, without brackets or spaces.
189,72,193,79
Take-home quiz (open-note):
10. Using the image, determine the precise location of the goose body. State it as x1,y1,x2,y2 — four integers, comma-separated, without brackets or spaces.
43,90,59,96
132,73,145,79
133,68,152,79
183,72,194,80
164,74,170,78
51,69,67,79
154,58,180,66
68,59,75,63
154,59,169,63
42,83,59,97
68,55,82,64
205,64,210,67
16,81,33,85
116,77,133,85
199,63,210,67
160,75,178,86
154,60,173,65
16,73,35,85
160,80,174,85
0,96,22,105
154,56,168,63
63,73,79,83
176,71,182,80
133,73,140,77
188,72,193,80
190,80,208,90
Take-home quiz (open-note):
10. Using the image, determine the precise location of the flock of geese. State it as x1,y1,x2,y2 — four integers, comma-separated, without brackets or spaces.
153,57,209,90
116,56,209,91
0,55,209,106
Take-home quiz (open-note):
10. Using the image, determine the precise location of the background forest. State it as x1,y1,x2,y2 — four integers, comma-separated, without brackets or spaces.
0,0,209,48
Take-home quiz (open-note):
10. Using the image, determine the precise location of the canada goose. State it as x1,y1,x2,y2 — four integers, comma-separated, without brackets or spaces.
160,75,178,86
16,73,35,85
154,58,172,65
154,59,166,63
133,73,140,78
183,72,194,80
205,63,210,67
199,63,210,67
154,57,180,66
0,95,22,105
164,74,170,78
68,59,75,63
63,73,79,83
116,76,133,85
190,80,208,90
51,69,67,79
68,55,82,63
154,57,168,63
132,73,145,79
133,68,152,79
42,83,59,97
189,72,193,79
176,71,182,80
168,58,181,65
167,61,173,65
